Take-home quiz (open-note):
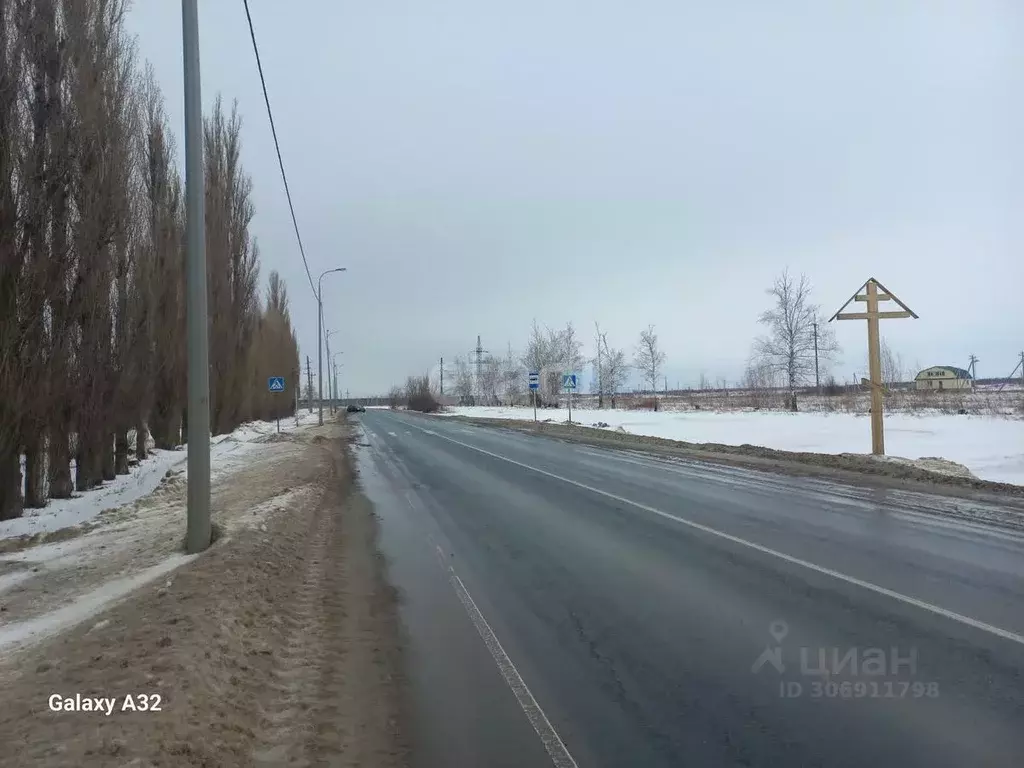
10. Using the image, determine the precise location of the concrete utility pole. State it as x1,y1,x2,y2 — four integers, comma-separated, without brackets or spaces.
813,322,820,394
829,277,918,455
317,267,345,426
995,352,1024,392
440,357,444,396
305,356,313,412
968,354,979,390
324,330,338,414
332,352,343,410
182,0,210,554
324,332,331,412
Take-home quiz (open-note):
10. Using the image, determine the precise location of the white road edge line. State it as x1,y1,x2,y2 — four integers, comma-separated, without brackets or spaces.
434,544,579,768
406,420,1024,647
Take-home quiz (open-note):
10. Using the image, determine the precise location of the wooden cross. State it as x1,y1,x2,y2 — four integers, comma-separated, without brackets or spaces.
828,278,918,456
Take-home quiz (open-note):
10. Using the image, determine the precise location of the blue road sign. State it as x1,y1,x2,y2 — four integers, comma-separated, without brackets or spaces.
562,373,578,391
268,376,286,393
528,371,540,390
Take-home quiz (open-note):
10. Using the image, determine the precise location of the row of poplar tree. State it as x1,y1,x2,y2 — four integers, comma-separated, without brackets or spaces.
0,0,300,521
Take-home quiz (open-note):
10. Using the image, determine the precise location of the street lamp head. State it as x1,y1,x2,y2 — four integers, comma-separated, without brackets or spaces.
317,267,348,293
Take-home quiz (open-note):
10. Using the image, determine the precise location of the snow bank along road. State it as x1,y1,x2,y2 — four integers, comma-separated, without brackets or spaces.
359,408,1024,768
0,421,407,768
440,406,1024,487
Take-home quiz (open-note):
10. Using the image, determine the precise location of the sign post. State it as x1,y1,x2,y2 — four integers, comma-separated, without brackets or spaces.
562,373,578,425
828,278,917,455
528,371,540,422
268,376,286,433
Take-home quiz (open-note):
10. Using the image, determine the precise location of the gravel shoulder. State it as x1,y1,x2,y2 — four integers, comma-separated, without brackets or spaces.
440,414,1024,510
0,421,409,767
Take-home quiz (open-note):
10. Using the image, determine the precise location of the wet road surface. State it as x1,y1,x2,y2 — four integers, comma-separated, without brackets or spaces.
355,408,1024,768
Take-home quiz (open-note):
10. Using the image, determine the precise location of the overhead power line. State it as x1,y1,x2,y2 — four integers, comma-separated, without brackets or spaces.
241,0,317,301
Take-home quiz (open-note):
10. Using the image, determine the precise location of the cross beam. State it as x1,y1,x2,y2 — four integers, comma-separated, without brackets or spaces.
835,311,914,320
829,277,918,455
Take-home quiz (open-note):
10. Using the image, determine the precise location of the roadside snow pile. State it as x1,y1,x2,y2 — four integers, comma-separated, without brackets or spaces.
3,450,187,541
1,410,320,542
0,415,326,653
441,407,1024,487
865,455,978,480
0,555,196,650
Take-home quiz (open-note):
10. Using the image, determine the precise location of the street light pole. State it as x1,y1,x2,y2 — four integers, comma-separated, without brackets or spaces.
317,268,346,426
333,352,343,411
325,330,339,414
182,0,210,554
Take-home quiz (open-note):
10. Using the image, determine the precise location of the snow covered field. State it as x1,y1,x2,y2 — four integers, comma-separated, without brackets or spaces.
3,409,321,541
440,407,1024,487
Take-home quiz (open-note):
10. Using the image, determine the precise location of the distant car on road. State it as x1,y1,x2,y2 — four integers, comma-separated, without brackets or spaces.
346,404,366,413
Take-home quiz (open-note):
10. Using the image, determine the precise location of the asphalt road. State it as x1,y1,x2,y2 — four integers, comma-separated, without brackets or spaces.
355,408,1024,768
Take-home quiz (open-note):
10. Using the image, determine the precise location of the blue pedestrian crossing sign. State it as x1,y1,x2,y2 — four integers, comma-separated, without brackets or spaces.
528,371,540,390
562,373,578,391
268,376,286,393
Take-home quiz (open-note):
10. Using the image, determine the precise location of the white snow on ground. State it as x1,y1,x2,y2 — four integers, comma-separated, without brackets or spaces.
0,554,195,650
4,449,187,540
441,407,1024,487
1,409,321,541
0,570,34,596
0,409,325,653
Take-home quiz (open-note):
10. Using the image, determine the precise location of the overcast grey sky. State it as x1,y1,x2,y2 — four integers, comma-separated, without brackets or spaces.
127,1,1023,395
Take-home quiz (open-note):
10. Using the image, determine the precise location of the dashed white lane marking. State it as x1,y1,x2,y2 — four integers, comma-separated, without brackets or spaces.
405,421,1024,648
433,544,579,768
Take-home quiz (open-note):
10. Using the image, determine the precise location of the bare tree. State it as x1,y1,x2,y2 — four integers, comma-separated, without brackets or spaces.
17,0,66,505
556,322,585,375
405,375,439,413
743,358,782,409
592,325,629,409
387,385,404,409
66,0,139,491
634,325,666,410
521,321,581,405
501,344,522,405
205,96,260,434
451,355,474,403
879,337,905,389
554,322,584,407
752,269,839,411
0,0,26,518
141,66,186,450
0,1,300,519
251,272,300,421
602,340,629,409
479,354,503,404
521,321,554,405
